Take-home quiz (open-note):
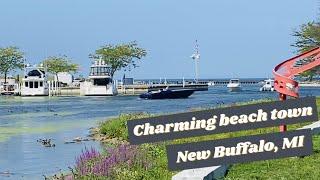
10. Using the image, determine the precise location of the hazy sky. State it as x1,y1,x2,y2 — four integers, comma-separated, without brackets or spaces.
0,0,318,79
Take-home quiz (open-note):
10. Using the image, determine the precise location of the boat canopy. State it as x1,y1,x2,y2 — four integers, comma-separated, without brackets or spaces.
27,70,45,77
230,79,239,83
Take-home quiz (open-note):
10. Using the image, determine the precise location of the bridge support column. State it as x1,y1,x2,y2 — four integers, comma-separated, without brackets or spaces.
279,93,287,132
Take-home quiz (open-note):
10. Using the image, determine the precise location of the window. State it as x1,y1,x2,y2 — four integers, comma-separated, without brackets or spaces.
93,78,110,86
97,67,100,75
25,82,29,87
34,81,39,88
103,67,109,75
29,81,34,88
90,67,99,76
40,82,43,87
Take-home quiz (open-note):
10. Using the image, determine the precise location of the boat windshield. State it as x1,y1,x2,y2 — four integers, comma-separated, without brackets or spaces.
27,70,45,77
90,67,111,76
93,78,111,86
230,79,239,83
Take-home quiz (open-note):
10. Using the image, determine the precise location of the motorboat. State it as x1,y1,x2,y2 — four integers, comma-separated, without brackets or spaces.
227,79,241,92
207,81,215,86
80,59,117,96
139,88,195,99
21,65,49,96
260,79,275,91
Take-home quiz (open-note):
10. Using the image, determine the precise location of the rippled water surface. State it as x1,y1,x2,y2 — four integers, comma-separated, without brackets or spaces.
0,86,319,179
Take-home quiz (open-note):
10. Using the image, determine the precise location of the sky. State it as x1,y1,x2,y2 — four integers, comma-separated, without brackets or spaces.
0,0,318,79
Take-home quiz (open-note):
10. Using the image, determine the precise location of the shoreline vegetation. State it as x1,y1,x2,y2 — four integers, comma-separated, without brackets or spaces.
51,97,320,180
299,82,320,87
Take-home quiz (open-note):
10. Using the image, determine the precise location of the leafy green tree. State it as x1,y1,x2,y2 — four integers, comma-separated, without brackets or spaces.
299,70,318,81
90,41,147,78
292,22,320,53
0,46,24,83
42,55,78,82
292,21,320,80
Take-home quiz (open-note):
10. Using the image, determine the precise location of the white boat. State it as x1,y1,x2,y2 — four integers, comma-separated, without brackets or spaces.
207,81,215,86
227,79,241,92
21,65,49,96
0,83,19,95
80,59,117,96
260,79,275,91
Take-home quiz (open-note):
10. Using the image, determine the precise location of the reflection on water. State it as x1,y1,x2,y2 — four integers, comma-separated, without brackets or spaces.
0,86,319,179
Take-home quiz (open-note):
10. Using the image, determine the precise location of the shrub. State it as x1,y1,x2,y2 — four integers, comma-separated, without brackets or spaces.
74,144,151,179
99,113,150,140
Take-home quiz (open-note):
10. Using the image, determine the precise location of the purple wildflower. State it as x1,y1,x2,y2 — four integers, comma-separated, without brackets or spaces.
75,147,101,175
75,144,149,177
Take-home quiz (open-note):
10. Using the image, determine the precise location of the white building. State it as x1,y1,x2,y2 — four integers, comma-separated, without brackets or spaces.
54,72,73,85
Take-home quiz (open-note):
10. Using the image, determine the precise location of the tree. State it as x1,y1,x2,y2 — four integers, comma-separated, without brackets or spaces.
292,21,320,81
292,22,320,52
299,70,318,81
90,41,147,78
42,55,79,83
0,46,24,83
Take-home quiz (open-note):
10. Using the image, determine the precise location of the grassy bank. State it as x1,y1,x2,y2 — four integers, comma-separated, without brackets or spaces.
225,135,320,180
225,97,320,180
73,97,320,180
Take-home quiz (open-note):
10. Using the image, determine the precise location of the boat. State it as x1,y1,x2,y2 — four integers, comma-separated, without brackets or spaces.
227,79,241,92
260,79,275,91
139,88,195,99
0,83,19,95
80,59,117,96
207,81,215,86
21,64,49,96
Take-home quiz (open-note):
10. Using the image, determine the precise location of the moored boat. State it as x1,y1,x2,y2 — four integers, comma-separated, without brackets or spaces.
227,79,241,92
0,83,19,96
139,88,195,99
260,79,275,91
80,59,117,96
21,64,49,96
207,81,215,86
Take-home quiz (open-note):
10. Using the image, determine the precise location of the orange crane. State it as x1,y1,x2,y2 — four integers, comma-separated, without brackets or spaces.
273,47,320,132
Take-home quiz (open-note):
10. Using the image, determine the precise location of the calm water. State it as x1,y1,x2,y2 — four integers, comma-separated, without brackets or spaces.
0,86,319,179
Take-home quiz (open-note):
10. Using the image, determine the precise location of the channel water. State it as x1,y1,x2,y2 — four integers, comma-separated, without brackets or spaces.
0,85,319,179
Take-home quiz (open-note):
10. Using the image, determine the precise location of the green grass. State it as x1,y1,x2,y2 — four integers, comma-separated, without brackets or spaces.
96,97,320,180
225,135,320,180
99,113,146,140
225,97,320,180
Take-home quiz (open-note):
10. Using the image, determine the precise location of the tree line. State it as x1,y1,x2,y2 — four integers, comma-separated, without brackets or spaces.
292,21,320,81
0,41,147,83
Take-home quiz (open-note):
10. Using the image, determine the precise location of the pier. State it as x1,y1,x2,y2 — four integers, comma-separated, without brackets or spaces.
1,78,267,96
199,78,264,86
118,83,208,95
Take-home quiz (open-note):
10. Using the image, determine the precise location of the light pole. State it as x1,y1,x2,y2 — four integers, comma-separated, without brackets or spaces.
191,40,200,83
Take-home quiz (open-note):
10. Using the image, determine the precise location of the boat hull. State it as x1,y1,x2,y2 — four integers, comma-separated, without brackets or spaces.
1,92,15,96
21,89,49,96
80,82,117,96
260,86,275,92
228,86,241,92
140,89,195,99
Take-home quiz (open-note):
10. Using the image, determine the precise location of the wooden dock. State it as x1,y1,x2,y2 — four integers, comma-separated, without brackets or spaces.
8,79,264,96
